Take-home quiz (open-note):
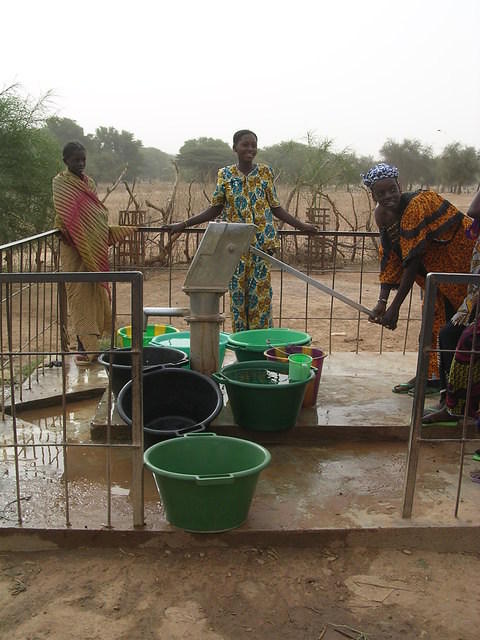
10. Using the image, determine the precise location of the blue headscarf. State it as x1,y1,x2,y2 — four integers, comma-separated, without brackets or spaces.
361,163,399,189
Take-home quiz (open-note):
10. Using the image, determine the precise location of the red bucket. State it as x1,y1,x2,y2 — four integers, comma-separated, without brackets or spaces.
264,345,326,408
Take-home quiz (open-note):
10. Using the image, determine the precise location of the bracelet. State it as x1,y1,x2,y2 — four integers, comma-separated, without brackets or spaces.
378,298,388,304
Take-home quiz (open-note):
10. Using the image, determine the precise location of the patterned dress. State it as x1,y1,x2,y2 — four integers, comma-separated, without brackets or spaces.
446,319,480,420
379,191,474,378
53,170,133,356
211,163,280,332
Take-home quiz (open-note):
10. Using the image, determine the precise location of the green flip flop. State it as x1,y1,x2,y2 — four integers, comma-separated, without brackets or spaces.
473,450,480,462
421,420,458,427
392,381,415,394
408,384,441,397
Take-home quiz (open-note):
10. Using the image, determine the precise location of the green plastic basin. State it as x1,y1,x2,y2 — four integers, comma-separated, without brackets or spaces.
212,360,314,431
144,432,271,532
227,328,311,362
150,331,230,367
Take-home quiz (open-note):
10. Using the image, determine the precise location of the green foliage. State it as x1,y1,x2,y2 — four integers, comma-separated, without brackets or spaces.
259,136,380,191
258,140,310,182
45,116,86,148
0,86,62,244
261,135,366,190
380,139,435,189
140,147,175,180
86,126,144,182
439,143,480,192
177,137,234,182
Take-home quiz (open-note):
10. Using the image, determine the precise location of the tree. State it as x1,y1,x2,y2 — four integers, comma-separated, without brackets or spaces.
0,86,62,244
139,147,175,181
439,143,480,193
259,141,311,183
177,137,234,182
380,138,435,189
45,116,86,149
86,127,144,182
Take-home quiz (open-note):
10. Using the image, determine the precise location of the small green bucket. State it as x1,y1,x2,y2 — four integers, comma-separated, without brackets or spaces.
117,324,178,348
212,360,314,431
144,432,271,532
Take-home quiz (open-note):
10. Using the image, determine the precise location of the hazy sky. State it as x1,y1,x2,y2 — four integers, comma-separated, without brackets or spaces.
2,0,479,158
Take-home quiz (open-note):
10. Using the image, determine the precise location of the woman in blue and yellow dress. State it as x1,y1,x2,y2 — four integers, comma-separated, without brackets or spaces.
164,130,316,332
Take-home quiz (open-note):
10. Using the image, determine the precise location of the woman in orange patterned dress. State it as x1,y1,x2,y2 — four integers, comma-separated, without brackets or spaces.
363,163,474,391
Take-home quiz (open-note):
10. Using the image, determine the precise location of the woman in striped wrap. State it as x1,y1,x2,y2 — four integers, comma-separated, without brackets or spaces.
52,142,134,364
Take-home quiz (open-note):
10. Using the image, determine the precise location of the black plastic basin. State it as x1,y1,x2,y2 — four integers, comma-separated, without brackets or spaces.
116,367,223,443
98,346,188,398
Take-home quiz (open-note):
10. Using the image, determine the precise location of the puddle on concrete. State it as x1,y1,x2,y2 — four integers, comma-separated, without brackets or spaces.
0,398,153,528
1,398,479,530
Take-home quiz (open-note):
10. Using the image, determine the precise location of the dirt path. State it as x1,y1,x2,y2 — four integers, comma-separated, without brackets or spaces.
1,545,478,639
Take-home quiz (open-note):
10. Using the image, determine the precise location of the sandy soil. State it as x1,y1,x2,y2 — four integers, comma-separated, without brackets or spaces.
1,546,479,639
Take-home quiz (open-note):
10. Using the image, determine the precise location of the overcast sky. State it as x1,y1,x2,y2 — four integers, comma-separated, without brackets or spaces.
2,0,479,158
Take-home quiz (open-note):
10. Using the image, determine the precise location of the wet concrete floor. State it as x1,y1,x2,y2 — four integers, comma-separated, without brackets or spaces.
1,350,479,539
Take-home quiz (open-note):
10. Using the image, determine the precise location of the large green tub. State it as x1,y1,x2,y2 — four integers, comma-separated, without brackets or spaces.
226,328,311,362
144,432,271,532
212,360,314,431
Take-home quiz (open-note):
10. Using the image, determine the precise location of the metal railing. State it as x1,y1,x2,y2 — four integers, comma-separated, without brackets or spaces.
0,270,144,529
403,272,480,518
0,231,61,407
114,226,422,355
0,226,427,531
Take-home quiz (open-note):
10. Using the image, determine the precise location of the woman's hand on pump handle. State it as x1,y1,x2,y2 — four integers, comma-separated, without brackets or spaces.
369,299,386,324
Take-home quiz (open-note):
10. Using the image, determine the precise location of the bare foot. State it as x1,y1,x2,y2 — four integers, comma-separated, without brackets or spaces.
422,406,457,424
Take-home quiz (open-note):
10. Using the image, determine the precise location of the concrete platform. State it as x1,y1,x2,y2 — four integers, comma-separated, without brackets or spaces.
1,351,479,552
90,351,472,442
1,436,480,552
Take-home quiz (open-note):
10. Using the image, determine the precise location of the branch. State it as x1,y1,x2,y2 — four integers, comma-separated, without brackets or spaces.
163,161,179,223
186,180,195,216
145,200,164,214
144,160,179,224
101,165,128,203
123,180,142,211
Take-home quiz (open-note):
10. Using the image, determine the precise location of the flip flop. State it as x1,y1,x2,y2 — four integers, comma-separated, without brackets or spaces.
422,412,458,427
473,450,480,462
408,384,441,397
392,381,415,394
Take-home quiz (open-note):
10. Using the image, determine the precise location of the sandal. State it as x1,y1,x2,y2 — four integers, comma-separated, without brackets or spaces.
473,450,480,462
392,378,416,394
392,382,415,394
408,385,442,397
422,407,458,426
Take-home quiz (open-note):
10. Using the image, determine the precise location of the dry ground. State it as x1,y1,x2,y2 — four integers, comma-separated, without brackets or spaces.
1,546,479,639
